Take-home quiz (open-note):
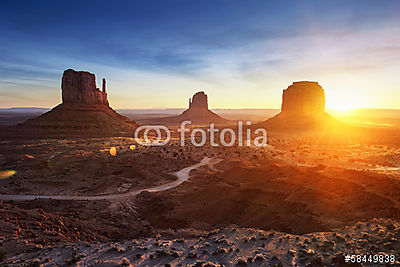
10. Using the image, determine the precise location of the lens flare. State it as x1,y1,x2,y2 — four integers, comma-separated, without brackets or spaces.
0,170,17,179
109,147,117,156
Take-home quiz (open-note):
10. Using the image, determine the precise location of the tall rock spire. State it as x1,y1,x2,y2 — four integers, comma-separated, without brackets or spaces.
102,78,106,93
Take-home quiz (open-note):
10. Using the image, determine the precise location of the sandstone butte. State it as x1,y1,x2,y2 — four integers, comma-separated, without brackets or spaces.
264,81,336,130
159,91,229,125
61,69,109,106
16,69,137,134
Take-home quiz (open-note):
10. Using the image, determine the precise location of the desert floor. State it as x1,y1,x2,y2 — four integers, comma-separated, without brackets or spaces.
1,130,400,266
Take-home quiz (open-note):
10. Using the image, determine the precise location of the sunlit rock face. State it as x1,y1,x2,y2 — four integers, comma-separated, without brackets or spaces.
188,91,208,109
62,69,109,106
281,81,325,115
262,81,336,130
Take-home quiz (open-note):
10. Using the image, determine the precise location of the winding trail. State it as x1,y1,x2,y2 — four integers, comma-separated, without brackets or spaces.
0,157,220,201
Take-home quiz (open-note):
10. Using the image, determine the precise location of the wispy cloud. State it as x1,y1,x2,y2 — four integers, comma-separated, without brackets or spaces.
1,0,400,108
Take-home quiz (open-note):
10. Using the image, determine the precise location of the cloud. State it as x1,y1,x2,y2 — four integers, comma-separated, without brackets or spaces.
1,0,400,108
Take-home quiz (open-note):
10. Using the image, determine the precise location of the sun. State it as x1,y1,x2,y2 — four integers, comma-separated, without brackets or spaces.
325,89,363,114
327,98,359,115
330,103,357,113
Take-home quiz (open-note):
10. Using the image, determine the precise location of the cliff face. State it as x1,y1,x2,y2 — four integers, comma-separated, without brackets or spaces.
62,69,109,106
154,91,229,125
262,81,334,130
15,69,137,134
189,91,208,109
281,81,325,115
179,91,228,123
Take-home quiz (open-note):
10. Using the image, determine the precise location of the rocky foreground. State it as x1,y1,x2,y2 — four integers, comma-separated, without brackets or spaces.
1,134,400,266
3,219,399,266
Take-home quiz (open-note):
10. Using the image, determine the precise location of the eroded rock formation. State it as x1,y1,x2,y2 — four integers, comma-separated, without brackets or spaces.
156,91,229,125
281,81,325,115
62,69,109,106
189,91,208,109
16,69,137,135
263,81,333,129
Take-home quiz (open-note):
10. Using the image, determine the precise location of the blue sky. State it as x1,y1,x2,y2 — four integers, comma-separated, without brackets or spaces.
1,0,400,109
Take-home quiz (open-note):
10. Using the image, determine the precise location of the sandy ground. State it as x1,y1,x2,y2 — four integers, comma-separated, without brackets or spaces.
4,219,400,266
0,157,219,201
1,132,400,265
0,138,199,196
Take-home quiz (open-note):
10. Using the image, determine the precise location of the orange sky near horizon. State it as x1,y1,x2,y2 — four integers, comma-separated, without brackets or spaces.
1,1,399,111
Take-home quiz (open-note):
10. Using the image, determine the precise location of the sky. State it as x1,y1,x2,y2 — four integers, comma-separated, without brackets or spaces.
0,0,399,110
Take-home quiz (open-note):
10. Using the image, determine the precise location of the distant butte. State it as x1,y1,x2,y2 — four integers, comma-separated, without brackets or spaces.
159,91,230,125
15,69,137,135
188,91,208,109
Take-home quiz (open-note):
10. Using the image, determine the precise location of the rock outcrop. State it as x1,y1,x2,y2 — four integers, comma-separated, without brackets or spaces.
263,81,333,130
157,91,229,125
281,81,325,115
15,69,137,135
61,69,109,106
188,91,208,109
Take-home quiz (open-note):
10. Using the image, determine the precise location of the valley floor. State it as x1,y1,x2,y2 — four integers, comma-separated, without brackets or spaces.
1,133,400,266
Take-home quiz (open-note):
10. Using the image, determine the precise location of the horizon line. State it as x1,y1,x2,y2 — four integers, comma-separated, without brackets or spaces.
1,106,400,112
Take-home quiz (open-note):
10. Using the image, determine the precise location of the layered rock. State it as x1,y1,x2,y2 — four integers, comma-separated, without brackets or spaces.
157,91,229,125
281,81,325,115
16,69,137,135
189,91,208,109
62,69,109,106
263,81,333,129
